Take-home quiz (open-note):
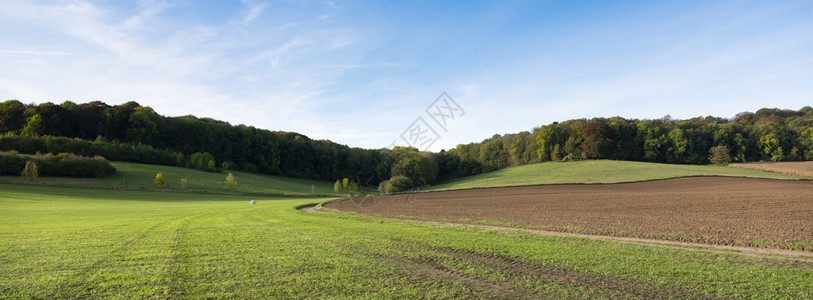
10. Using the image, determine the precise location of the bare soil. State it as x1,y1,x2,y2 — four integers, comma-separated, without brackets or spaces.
325,177,813,249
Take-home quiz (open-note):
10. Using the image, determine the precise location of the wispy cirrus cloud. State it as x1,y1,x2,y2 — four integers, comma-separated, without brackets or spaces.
123,0,171,29
258,37,313,68
0,50,75,56
240,0,268,25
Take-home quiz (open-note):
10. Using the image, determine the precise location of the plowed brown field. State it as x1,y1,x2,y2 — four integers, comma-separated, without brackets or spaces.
326,177,813,249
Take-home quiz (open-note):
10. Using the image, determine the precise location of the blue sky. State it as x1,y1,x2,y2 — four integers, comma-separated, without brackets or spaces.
1,0,812,151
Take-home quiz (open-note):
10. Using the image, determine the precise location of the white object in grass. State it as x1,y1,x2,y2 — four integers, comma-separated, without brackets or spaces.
250,200,256,205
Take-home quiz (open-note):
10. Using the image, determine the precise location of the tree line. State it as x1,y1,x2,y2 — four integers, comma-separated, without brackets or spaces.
0,100,383,182
2,100,812,193
438,107,813,179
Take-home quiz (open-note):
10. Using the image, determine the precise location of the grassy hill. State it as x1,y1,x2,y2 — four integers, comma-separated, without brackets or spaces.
429,160,807,190
0,161,336,196
4,160,805,195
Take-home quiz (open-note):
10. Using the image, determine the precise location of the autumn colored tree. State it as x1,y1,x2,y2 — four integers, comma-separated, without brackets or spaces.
708,145,731,165
581,121,616,159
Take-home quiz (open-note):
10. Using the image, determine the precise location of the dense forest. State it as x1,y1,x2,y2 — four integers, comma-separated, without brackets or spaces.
1,100,812,192
0,100,383,182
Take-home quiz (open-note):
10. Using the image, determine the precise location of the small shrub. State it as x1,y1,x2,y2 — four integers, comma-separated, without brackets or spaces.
225,173,237,191
154,172,164,188
349,181,359,195
384,175,413,195
180,178,189,189
21,161,38,182
334,178,359,196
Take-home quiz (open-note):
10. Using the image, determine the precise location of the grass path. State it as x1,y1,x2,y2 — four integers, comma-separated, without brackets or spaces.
2,184,812,298
429,160,807,190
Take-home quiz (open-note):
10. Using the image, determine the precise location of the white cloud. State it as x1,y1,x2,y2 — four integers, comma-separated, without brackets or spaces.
330,36,354,49
123,0,170,30
0,50,74,56
240,0,268,25
257,37,312,67
458,84,480,99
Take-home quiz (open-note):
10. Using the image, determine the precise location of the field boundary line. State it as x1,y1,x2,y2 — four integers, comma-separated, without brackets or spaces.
305,205,813,261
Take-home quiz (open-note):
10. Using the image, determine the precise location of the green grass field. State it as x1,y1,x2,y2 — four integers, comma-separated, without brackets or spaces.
0,161,336,196
2,184,811,298
429,160,807,190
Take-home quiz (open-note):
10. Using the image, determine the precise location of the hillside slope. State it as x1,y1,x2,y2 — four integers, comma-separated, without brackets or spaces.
429,160,806,190
0,161,336,196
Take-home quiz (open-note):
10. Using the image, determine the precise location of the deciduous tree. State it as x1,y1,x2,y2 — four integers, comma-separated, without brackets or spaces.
21,114,44,137
581,121,616,159
708,145,731,165
759,133,783,161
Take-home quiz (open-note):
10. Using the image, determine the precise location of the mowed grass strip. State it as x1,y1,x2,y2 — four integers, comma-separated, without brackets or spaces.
1,184,812,298
429,160,807,190
730,161,813,178
0,161,335,195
